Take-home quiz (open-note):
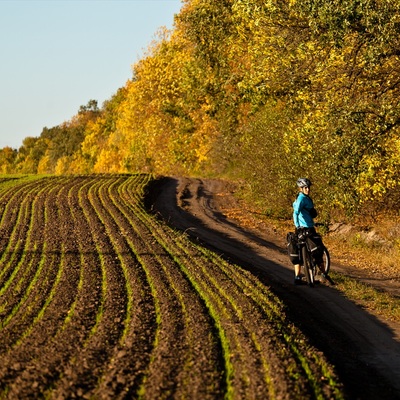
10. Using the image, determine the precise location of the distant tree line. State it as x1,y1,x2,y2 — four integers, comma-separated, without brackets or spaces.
2,0,400,221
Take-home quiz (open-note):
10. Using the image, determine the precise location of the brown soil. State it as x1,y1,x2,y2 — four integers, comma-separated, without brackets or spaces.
149,176,400,400
1,176,223,399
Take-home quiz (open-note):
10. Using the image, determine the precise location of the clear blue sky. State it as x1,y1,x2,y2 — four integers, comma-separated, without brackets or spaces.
0,0,183,149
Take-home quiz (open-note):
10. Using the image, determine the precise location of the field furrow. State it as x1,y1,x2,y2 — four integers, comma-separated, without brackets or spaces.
0,177,88,396
105,176,224,399
48,177,128,398
0,178,53,289
0,179,58,346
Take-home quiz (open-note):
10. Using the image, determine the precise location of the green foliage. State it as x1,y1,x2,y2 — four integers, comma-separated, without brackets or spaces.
228,101,296,218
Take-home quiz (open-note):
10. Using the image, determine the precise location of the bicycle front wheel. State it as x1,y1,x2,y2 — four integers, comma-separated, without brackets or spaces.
322,246,330,275
301,245,314,287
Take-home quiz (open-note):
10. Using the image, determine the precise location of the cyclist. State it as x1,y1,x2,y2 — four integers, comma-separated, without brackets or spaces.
293,178,327,284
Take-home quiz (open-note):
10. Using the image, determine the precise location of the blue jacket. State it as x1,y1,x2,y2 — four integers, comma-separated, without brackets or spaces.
293,192,315,228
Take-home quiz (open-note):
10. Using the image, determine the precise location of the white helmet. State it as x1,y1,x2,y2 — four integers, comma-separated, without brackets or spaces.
296,178,312,188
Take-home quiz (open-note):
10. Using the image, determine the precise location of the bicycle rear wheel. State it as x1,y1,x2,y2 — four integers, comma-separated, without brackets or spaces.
301,245,314,287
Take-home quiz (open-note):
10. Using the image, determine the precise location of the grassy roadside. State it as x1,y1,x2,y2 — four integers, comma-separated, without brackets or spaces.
323,229,400,323
330,272,400,322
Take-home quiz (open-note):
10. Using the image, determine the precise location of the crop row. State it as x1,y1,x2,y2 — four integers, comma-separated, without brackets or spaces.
0,175,343,399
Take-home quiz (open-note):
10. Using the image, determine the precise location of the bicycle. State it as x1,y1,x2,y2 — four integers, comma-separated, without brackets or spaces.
297,227,333,287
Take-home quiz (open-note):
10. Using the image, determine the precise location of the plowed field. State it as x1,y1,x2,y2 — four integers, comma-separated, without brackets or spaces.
0,174,344,399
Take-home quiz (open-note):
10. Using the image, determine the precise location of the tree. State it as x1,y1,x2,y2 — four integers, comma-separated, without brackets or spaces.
0,147,17,173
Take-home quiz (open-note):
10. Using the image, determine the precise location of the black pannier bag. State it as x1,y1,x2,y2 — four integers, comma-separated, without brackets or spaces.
306,232,324,263
286,232,300,264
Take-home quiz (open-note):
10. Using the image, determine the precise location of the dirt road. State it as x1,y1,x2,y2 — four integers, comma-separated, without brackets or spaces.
149,176,400,400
